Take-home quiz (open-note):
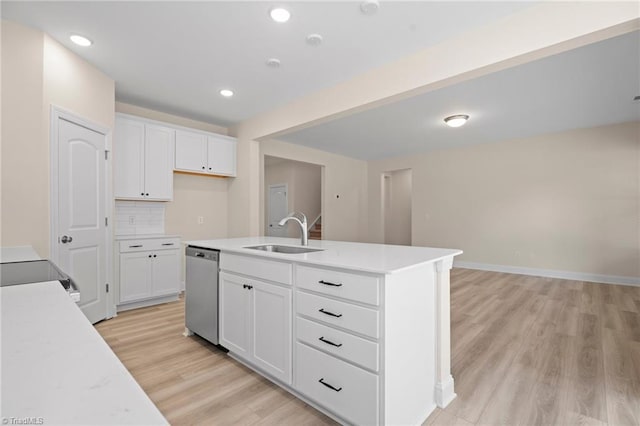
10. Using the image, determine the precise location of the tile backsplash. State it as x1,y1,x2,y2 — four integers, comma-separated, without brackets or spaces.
115,201,165,236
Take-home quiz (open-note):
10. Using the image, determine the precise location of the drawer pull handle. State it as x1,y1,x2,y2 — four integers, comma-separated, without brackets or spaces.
319,308,342,318
243,284,253,290
161,243,174,246
319,280,342,287
129,245,143,248
319,378,342,392
319,336,342,347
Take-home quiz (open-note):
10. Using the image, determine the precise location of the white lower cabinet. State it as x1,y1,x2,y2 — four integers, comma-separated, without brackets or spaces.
219,255,437,425
116,237,180,310
296,342,379,426
219,271,292,384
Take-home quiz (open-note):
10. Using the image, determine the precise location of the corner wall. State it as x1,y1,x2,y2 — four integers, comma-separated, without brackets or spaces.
368,122,640,281
1,21,115,257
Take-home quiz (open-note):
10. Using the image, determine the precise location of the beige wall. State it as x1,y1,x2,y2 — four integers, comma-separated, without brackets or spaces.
259,140,368,243
368,122,640,279
114,102,230,241
1,21,47,256
1,21,115,257
264,158,321,238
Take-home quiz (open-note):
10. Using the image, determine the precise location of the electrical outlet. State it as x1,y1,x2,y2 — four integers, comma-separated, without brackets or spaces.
128,216,136,225
197,216,204,225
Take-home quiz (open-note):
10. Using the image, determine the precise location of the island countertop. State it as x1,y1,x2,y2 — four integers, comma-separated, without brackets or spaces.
186,237,462,274
1,281,167,425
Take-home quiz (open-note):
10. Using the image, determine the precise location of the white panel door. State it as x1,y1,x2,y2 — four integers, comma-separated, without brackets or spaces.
114,117,144,199
144,124,174,200
267,184,288,237
207,136,236,176
175,130,207,172
119,252,152,303
151,250,179,297
219,272,251,357
252,281,292,384
57,118,107,324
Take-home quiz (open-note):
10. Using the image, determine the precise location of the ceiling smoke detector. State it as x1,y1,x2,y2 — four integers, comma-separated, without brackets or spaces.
444,114,469,128
306,33,323,46
266,58,281,68
360,0,380,15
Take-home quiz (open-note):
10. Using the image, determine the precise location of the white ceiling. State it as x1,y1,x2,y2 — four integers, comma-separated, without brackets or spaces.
280,30,640,160
1,1,535,126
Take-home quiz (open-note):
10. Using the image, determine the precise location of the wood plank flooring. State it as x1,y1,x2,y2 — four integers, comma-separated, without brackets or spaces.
95,269,640,425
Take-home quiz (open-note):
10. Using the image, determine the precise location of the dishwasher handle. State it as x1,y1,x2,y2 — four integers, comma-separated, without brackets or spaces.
186,246,219,261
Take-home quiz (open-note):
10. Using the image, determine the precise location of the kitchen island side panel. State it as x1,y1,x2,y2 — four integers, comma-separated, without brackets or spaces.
383,263,437,425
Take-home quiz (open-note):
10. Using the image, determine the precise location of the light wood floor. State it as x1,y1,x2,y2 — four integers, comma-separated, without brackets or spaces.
95,269,640,425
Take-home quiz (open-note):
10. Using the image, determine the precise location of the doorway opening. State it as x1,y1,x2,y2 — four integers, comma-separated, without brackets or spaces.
381,169,412,246
264,156,322,239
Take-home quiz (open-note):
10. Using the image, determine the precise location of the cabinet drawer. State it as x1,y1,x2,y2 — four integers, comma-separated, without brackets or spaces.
296,316,379,372
296,342,378,426
221,253,292,285
297,292,379,339
119,238,180,253
296,265,380,306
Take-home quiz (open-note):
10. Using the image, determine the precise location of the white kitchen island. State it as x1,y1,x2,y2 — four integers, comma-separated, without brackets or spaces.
0,281,167,425
186,237,461,425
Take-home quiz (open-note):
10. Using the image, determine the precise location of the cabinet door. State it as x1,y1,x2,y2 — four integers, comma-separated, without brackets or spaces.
175,130,207,172
251,281,292,384
151,250,179,297
220,272,251,357
119,252,152,303
144,124,174,200
207,135,236,176
114,118,145,199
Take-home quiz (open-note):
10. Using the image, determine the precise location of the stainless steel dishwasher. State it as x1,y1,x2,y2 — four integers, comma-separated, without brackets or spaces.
185,246,219,345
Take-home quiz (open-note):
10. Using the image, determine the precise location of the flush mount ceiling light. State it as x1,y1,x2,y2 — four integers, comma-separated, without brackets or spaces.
70,34,92,47
306,33,323,46
219,89,234,98
266,58,281,68
444,114,469,128
270,7,291,23
360,0,380,15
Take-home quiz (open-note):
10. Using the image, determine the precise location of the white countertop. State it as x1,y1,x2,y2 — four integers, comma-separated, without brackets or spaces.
1,281,167,425
115,234,181,241
0,246,41,263
186,237,462,274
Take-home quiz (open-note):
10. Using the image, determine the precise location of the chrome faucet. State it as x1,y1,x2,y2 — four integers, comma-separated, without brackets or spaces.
279,212,308,246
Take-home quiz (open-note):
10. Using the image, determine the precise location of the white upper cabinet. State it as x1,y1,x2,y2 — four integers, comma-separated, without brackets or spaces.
114,116,174,201
207,135,236,176
174,130,207,172
175,129,236,177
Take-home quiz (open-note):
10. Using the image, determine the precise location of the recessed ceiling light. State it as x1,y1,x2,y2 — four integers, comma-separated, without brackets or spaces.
266,58,281,68
270,7,291,23
360,0,380,15
70,34,92,47
444,114,469,128
219,89,234,98
306,34,323,46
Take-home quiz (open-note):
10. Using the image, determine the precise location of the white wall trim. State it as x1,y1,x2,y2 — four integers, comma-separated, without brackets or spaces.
454,260,640,287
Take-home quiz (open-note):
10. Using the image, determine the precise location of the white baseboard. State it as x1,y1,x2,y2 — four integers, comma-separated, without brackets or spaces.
453,261,640,287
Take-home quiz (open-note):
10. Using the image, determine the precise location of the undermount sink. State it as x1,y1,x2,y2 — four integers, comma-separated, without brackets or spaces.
244,244,324,254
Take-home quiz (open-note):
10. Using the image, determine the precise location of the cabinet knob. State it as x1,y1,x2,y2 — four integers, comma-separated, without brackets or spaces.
145,193,149,196
208,167,212,170
141,192,144,196
153,254,157,258
148,255,152,258
202,166,205,170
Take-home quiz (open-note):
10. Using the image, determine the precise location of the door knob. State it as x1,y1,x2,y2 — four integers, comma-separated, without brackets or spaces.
61,235,73,244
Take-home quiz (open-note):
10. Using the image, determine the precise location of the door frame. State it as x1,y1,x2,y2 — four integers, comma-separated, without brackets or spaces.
267,183,288,236
49,105,114,319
